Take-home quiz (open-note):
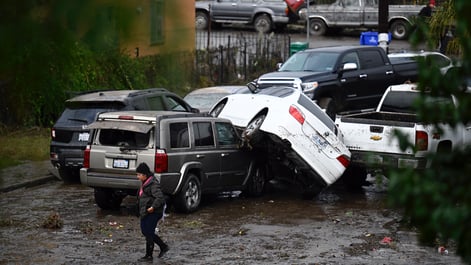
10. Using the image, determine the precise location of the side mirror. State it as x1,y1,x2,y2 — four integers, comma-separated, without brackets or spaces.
246,81,259,94
276,63,283,70
342,62,358,71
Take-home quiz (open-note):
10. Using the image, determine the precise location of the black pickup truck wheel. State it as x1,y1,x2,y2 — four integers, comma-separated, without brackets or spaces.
317,97,337,120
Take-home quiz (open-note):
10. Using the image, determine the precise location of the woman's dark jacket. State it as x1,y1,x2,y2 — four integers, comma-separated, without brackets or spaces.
137,176,165,219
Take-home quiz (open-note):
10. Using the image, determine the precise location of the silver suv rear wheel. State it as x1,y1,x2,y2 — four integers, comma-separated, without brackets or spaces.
174,174,201,213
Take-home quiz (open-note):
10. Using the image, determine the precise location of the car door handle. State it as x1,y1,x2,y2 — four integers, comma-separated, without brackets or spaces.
221,153,229,157
359,74,367,78
196,154,205,159
386,70,394,75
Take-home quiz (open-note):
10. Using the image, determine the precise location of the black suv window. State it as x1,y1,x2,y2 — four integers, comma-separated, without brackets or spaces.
194,122,215,147
170,122,190,148
98,129,150,147
166,96,189,112
215,122,238,146
147,96,166,110
56,105,120,125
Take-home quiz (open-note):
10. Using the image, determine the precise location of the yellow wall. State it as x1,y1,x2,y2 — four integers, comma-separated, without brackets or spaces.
122,0,195,57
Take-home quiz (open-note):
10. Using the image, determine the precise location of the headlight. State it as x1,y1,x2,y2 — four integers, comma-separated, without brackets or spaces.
301,81,318,93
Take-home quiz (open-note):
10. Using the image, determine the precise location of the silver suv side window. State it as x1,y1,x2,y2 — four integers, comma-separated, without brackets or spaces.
170,122,190,148
215,122,238,146
193,122,215,147
98,129,150,147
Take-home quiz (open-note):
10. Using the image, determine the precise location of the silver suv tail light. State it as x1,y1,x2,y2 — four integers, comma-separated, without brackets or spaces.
155,149,168,173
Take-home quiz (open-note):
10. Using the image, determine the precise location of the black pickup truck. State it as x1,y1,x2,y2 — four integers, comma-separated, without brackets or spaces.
255,46,418,118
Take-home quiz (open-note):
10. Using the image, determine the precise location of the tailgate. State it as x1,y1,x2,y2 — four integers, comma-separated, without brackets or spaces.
339,120,416,155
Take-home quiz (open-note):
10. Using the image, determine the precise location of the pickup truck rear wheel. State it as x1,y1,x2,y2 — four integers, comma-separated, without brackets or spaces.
94,188,123,210
254,14,272,33
390,20,409,40
195,11,209,30
309,18,327,36
340,166,368,190
174,174,201,213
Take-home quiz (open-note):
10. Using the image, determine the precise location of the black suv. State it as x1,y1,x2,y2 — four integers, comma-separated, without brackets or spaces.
50,88,198,182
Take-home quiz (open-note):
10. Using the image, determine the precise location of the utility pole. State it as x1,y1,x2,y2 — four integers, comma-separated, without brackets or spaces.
378,0,389,53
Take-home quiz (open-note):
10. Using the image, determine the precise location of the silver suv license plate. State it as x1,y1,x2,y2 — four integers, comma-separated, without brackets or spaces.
113,159,129,169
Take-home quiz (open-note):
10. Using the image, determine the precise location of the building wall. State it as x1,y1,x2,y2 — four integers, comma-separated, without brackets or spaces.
123,0,195,57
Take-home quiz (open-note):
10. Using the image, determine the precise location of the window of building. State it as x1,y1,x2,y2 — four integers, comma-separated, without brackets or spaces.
150,0,164,45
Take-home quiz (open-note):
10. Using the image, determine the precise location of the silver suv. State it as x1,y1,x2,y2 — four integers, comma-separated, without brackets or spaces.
50,88,198,182
80,111,267,213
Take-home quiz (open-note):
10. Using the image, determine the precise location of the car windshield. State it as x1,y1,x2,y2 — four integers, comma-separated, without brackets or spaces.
379,91,454,114
184,93,229,111
279,52,339,72
297,94,336,132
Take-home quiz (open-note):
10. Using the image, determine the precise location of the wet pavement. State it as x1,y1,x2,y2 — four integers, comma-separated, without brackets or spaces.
0,161,465,265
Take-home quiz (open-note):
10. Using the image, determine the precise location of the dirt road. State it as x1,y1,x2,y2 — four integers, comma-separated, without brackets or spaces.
0,176,464,265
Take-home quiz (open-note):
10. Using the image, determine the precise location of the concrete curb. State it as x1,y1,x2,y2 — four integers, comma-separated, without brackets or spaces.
0,175,59,193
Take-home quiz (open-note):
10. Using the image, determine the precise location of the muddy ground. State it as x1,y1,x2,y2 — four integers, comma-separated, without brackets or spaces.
0,174,464,265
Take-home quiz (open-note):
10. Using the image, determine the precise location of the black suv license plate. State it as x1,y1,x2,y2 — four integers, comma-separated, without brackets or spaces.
113,159,129,169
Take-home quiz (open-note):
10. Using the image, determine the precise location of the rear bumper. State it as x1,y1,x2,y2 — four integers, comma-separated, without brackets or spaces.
80,169,181,195
350,150,428,169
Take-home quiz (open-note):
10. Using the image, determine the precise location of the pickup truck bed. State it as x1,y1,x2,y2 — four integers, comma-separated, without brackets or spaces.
336,83,471,188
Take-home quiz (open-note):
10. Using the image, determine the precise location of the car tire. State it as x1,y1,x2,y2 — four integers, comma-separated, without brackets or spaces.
390,20,410,40
340,166,368,190
94,188,123,210
243,114,266,145
58,167,79,183
246,162,267,197
317,97,336,120
195,11,209,30
254,14,272,34
309,18,327,36
174,174,201,213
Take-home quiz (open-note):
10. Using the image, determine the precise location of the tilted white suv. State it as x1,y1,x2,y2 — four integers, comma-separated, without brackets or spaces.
80,111,267,213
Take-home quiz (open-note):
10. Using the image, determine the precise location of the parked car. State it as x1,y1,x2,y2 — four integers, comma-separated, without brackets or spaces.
388,51,454,75
80,111,267,213
183,86,250,113
209,83,351,198
195,0,298,33
335,83,471,187
300,0,423,40
256,45,419,119
50,88,198,182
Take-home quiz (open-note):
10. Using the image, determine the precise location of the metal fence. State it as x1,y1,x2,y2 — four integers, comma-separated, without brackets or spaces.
194,30,292,85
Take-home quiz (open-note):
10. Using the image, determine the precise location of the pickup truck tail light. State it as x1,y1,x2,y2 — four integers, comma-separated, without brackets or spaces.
289,105,305,124
83,145,91,169
415,131,428,151
337,155,350,168
285,7,289,16
155,149,168,173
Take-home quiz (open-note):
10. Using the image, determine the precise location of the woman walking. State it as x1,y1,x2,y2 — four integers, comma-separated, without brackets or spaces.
136,162,169,261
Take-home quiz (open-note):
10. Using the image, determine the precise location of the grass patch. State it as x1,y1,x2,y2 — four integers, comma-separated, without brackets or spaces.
0,127,50,169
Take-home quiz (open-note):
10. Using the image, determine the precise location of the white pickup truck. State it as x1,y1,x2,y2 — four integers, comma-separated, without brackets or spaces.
335,83,471,184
